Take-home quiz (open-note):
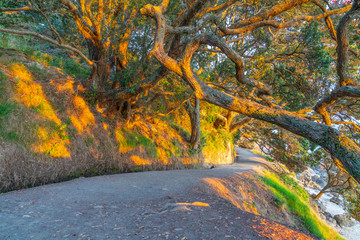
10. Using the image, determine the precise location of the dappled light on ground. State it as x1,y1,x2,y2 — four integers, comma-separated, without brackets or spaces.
11,64,70,157
156,147,168,164
36,127,70,158
12,64,61,125
177,202,210,207
130,155,151,165
52,78,95,135
115,127,133,153
70,95,95,135
252,216,314,240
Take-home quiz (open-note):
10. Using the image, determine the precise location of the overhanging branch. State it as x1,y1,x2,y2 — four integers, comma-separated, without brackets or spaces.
0,27,93,66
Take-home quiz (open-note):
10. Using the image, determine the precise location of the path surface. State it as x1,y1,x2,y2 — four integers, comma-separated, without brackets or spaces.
0,148,314,240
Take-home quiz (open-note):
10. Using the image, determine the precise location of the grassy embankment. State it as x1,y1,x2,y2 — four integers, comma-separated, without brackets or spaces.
262,170,344,240
0,36,234,192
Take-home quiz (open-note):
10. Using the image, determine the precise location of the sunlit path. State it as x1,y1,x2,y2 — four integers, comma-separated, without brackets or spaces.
0,148,317,240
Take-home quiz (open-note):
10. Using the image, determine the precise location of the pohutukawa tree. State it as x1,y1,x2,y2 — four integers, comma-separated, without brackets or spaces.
140,0,360,182
1,0,169,116
1,0,360,181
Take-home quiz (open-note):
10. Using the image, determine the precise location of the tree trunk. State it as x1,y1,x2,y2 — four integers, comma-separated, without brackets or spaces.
185,97,201,150
312,184,331,200
86,41,111,90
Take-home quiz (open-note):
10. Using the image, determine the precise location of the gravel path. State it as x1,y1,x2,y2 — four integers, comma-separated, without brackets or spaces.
0,148,315,240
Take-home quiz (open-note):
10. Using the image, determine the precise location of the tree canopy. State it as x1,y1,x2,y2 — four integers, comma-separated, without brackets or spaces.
1,0,360,182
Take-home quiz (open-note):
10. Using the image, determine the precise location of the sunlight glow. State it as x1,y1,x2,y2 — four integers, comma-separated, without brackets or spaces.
177,202,210,207
12,64,61,125
36,127,70,158
11,64,70,157
203,177,258,214
130,155,151,165
70,95,95,135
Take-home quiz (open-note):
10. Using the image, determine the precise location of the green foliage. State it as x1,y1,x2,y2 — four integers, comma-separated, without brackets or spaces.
300,22,332,75
0,102,17,121
50,57,90,80
30,51,90,80
271,191,286,208
83,88,99,106
344,186,360,221
27,64,47,81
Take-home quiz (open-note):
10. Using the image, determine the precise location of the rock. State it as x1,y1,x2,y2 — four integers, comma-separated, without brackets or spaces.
316,201,326,212
203,163,215,169
312,175,327,188
303,167,316,176
334,214,355,228
330,196,340,204
307,181,321,189
170,206,191,212
311,174,320,180
296,167,322,189
323,212,333,221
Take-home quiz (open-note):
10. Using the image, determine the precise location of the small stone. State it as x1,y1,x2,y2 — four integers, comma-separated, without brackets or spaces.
171,206,191,212
334,214,355,228
330,196,340,204
317,201,326,212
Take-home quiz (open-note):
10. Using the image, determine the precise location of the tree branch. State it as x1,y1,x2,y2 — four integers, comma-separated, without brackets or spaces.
314,85,360,125
336,0,360,86
230,117,253,133
0,27,93,66
142,1,360,183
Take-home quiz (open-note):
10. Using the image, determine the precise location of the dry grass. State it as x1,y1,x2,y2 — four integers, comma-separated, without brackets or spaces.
0,50,212,192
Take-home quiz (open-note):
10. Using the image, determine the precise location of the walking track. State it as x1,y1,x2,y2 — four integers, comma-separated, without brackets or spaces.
0,148,316,240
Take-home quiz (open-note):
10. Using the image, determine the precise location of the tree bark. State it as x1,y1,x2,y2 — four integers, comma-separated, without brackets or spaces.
185,97,201,150
85,41,111,90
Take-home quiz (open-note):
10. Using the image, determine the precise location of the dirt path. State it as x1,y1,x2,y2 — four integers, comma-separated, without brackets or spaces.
0,148,316,240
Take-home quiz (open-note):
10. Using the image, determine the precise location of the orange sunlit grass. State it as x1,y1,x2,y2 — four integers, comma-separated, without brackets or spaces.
203,177,258,214
55,77,74,92
115,127,134,153
36,127,70,157
252,216,314,240
156,147,168,164
130,155,151,165
12,64,61,125
52,77,96,135
11,64,71,158
70,95,95,135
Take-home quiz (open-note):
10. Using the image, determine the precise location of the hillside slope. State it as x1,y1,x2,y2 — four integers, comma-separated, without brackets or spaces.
0,48,232,192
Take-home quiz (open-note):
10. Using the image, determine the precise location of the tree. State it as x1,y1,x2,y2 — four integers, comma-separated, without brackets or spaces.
1,0,360,182
0,0,167,113
141,0,360,182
